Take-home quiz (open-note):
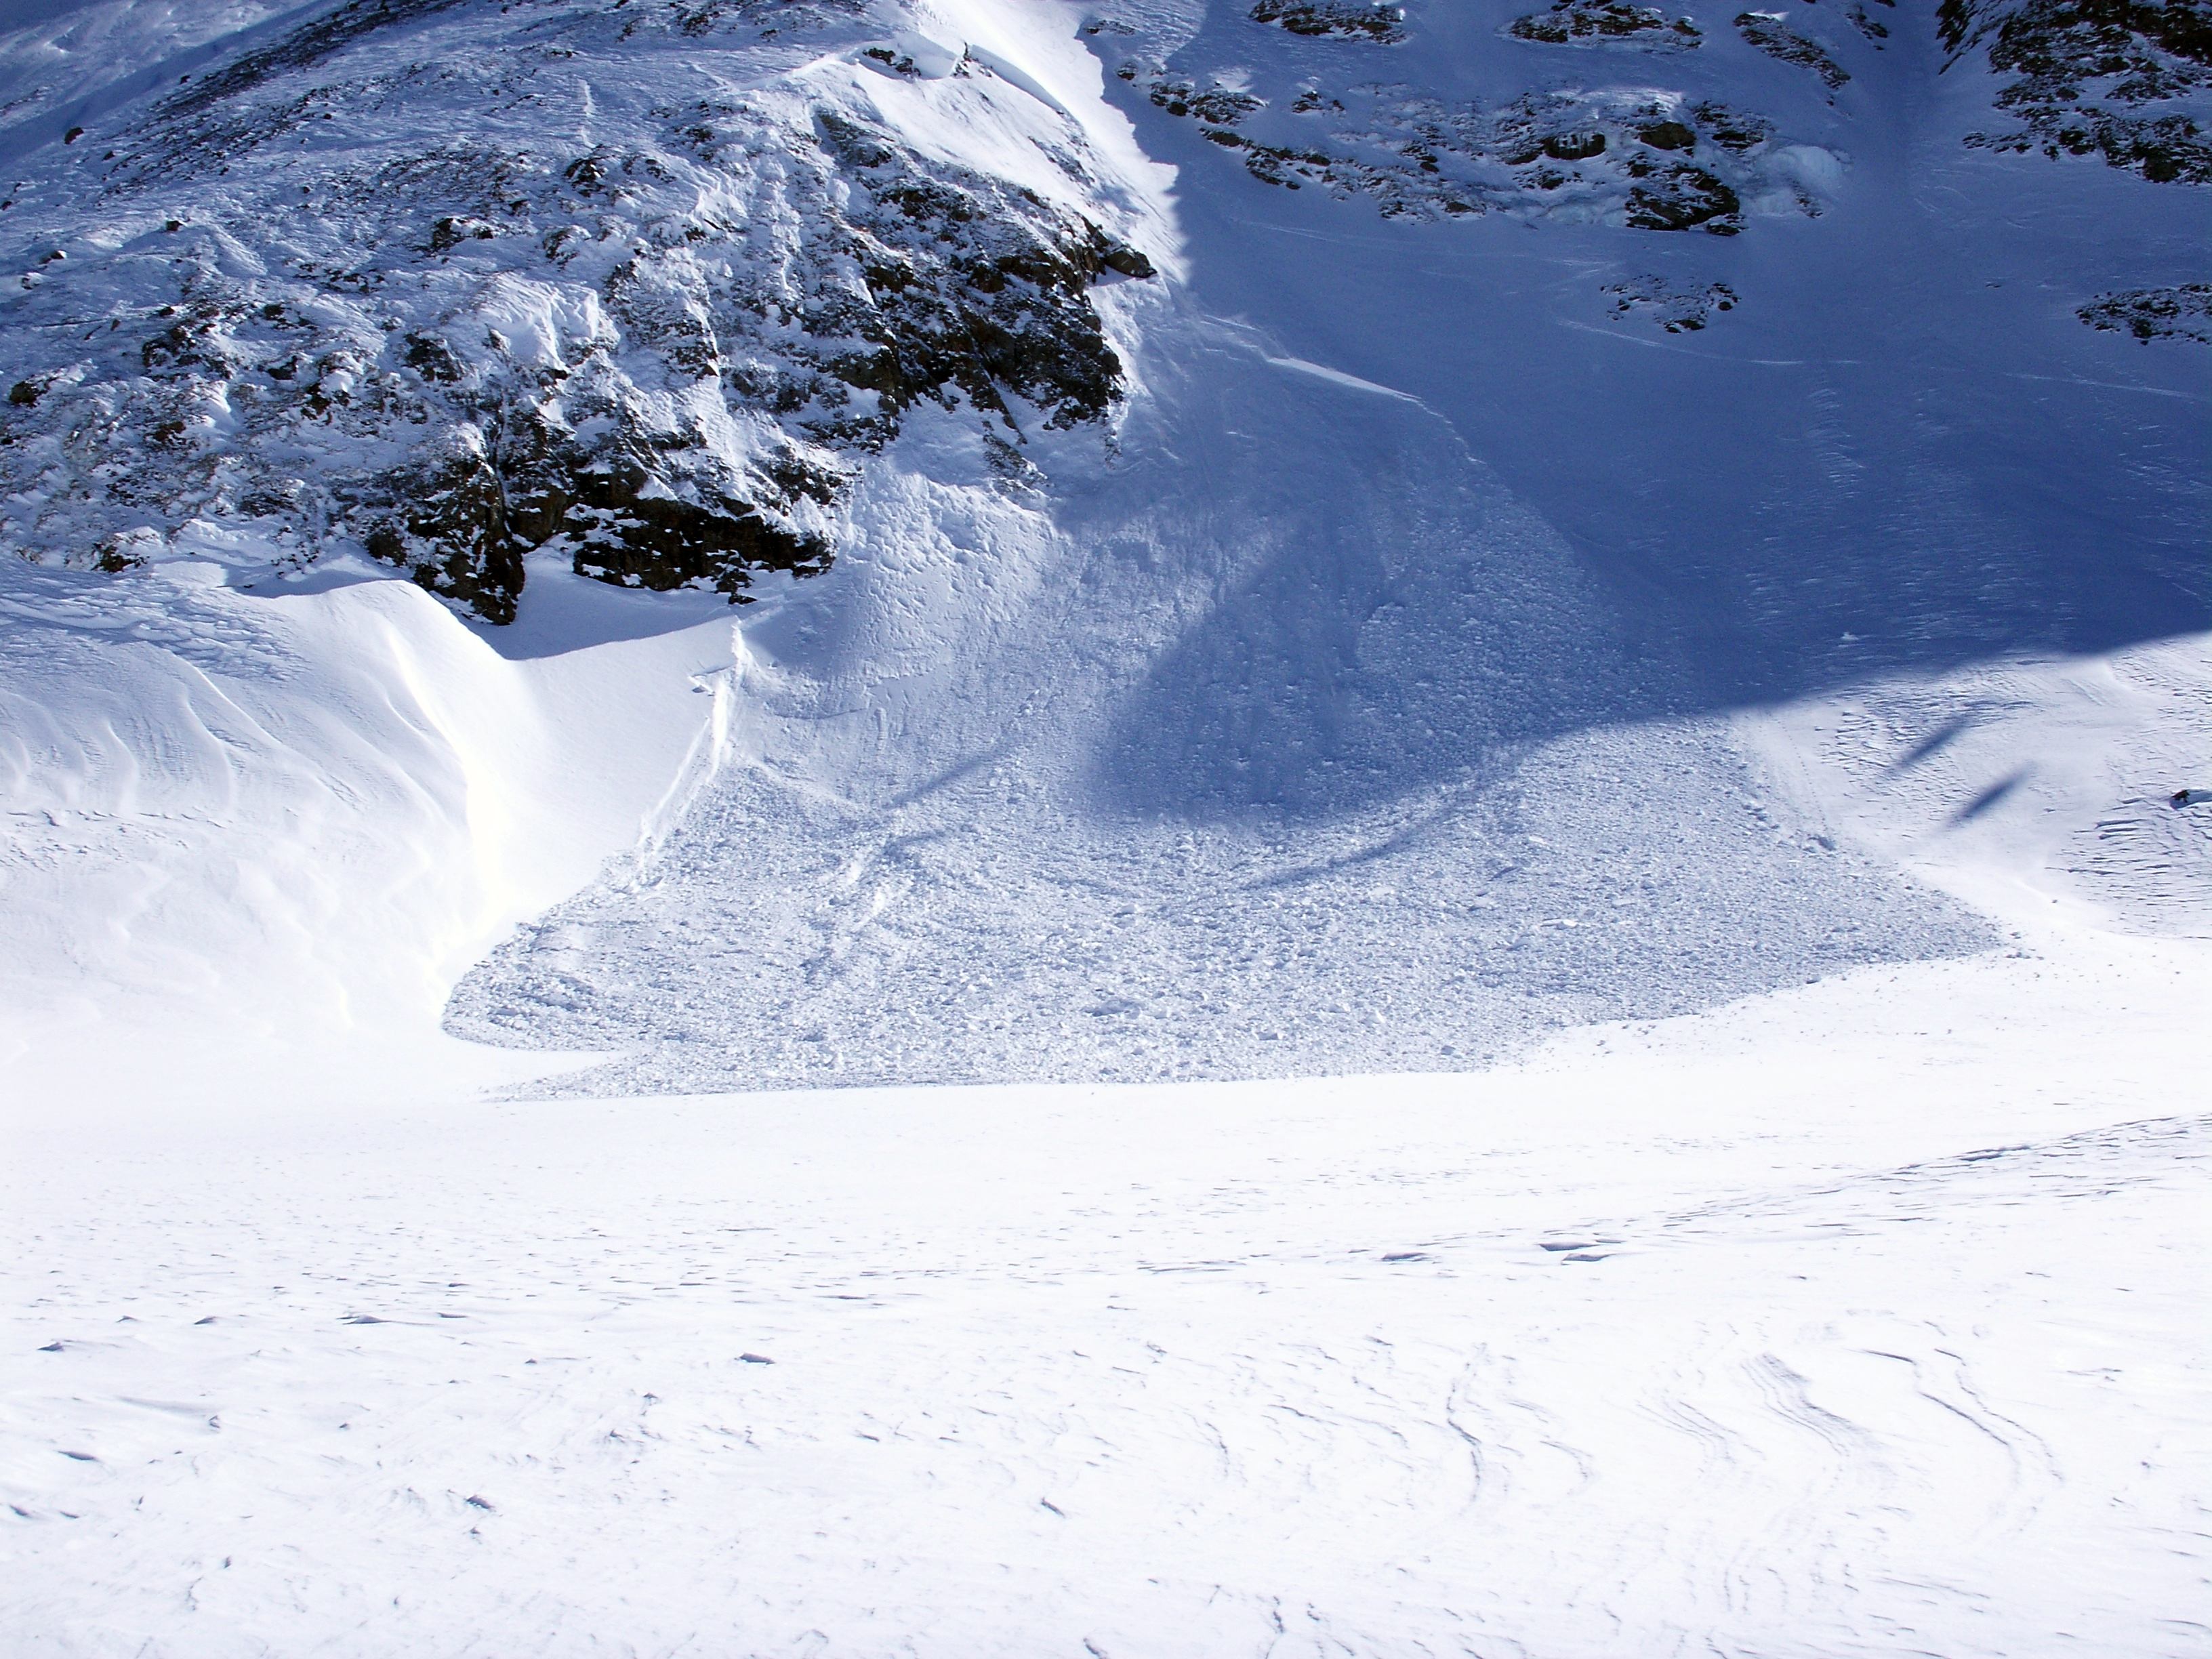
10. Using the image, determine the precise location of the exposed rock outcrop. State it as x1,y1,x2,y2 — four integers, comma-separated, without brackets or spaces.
1943,0,2212,183
1509,1,1704,50
0,0,1154,621
1736,12,1853,89
2078,282,2212,340
1132,73,1803,232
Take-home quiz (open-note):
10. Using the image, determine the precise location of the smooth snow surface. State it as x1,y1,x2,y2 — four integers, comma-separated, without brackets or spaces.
9,934,2211,1658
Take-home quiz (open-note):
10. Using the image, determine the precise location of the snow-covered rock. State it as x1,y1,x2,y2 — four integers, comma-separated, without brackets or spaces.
3,2,2211,1654
0,0,1163,619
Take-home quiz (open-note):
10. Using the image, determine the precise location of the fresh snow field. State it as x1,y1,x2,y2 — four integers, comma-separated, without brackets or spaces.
3,0,2210,1652
9,899,2211,1657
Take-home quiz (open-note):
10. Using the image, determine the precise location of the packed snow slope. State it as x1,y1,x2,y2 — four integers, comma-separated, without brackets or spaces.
0,0,2206,1097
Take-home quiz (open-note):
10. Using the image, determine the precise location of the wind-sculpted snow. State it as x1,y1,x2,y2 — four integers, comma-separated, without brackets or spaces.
0,546,739,1063
0,0,1158,620
1741,636,2212,941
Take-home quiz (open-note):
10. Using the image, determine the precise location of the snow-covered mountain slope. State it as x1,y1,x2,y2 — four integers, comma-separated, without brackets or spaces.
3,3,2211,1653
1,0,2206,1096
439,0,2209,1092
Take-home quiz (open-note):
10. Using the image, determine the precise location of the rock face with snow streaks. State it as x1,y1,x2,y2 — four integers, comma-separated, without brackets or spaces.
1942,0,2212,183
0,0,1153,621
1105,0,1843,230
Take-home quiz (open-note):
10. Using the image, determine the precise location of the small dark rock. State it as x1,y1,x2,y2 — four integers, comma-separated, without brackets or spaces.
1250,0,1407,42
1624,164,1741,231
402,332,464,383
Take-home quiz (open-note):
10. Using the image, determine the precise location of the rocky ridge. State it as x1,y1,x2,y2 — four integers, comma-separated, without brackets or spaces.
1098,0,1856,234
0,0,1155,622
1941,0,2212,183
2077,281,2212,340
3,0,2201,617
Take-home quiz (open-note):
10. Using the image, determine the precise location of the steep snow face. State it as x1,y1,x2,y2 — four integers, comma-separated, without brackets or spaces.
0,0,1166,619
